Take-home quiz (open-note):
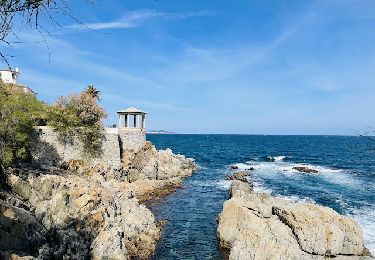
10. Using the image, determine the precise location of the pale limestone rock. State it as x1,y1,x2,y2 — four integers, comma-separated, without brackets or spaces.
273,203,365,256
124,141,196,182
91,227,129,260
217,180,371,260
2,140,196,259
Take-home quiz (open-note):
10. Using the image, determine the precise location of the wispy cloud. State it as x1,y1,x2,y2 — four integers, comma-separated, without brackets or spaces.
67,9,215,30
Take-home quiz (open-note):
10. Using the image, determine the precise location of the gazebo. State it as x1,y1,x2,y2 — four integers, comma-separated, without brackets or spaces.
117,107,147,129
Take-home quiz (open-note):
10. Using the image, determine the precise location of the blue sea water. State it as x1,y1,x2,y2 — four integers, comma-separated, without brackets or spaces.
147,134,375,259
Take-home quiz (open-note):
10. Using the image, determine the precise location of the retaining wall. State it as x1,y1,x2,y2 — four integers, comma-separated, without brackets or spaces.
31,126,146,169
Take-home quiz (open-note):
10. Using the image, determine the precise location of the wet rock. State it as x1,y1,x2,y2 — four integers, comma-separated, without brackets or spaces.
230,165,239,170
292,166,318,173
217,181,370,259
226,172,250,182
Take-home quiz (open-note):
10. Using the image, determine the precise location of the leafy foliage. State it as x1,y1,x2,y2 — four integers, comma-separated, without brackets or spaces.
0,82,47,166
48,91,107,156
0,80,107,166
85,85,101,100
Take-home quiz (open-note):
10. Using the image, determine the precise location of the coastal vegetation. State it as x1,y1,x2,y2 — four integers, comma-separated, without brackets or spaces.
0,81,47,166
48,86,107,156
0,81,106,166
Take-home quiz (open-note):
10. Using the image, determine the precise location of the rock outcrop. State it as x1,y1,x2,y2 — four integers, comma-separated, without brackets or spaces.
293,166,318,173
123,141,196,182
0,142,196,259
225,172,251,182
217,181,372,260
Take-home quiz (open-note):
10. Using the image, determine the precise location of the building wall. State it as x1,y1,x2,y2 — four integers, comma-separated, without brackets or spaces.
31,126,146,169
0,71,17,84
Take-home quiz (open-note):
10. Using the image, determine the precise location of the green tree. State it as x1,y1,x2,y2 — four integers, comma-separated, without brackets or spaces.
0,82,47,166
85,85,101,100
48,89,107,156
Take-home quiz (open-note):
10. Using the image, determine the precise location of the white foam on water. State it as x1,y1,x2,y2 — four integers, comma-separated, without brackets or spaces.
252,180,273,194
216,180,232,190
265,155,291,162
235,159,360,188
232,163,254,171
272,156,287,162
347,206,375,255
274,194,316,204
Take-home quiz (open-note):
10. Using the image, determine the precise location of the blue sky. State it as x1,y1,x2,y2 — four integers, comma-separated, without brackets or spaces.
2,0,375,134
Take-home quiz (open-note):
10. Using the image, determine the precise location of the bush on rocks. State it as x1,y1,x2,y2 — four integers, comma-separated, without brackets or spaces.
0,82,47,167
47,88,107,157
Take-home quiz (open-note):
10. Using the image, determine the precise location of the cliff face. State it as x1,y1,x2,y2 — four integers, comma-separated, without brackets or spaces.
0,140,196,259
217,180,372,260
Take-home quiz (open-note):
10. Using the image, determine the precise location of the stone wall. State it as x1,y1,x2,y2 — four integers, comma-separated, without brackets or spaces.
31,126,146,169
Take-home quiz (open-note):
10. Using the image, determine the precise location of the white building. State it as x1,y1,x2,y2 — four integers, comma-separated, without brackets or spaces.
0,68,35,95
0,68,19,84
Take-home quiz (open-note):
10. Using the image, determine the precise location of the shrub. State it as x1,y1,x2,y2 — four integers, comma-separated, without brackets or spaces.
0,82,47,166
47,91,107,156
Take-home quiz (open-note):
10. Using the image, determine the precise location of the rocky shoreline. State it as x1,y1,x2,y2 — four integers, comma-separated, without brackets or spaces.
0,141,196,259
217,178,373,260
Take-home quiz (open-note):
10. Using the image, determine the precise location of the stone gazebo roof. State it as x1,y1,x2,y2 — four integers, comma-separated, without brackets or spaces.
117,107,147,115
117,107,147,129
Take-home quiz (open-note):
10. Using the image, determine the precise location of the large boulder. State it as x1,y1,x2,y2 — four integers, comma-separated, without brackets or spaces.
0,201,47,257
124,141,196,182
217,180,371,260
273,204,364,256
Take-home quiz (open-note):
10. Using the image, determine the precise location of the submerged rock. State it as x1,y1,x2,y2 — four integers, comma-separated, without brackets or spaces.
292,166,318,173
217,180,371,260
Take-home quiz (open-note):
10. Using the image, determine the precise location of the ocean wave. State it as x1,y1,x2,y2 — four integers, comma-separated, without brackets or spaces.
232,160,359,187
252,181,273,194
231,163,255,171
266,155,289,162
195,164,208,170
274,194,316,204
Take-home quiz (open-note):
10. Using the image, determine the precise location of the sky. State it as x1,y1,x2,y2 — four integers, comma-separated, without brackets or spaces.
2,0,375,134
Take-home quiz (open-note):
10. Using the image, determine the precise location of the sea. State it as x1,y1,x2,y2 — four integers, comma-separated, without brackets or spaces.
147,134,375,259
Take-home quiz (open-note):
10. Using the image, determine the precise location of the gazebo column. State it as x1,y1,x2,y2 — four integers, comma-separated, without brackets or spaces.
125,114,128,128
142,114,145,129
118,114,122,128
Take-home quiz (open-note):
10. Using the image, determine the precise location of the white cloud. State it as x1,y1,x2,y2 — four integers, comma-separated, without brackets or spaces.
67,9,215,30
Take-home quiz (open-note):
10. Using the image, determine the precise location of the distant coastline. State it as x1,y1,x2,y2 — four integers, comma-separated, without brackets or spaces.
146,130,175,134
